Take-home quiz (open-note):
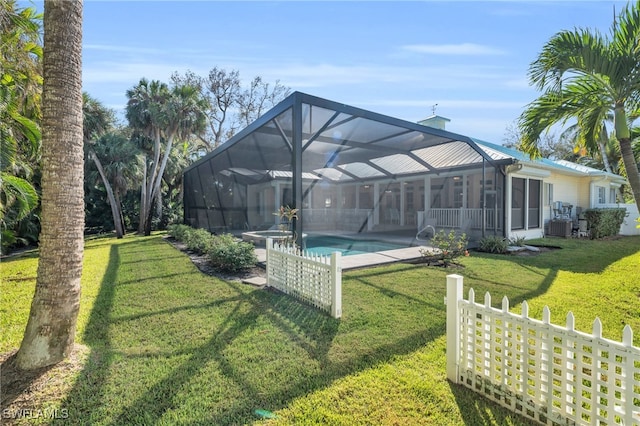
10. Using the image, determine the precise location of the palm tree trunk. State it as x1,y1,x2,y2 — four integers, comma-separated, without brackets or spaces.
16,0,84,369
619,138,640,211
90,151,124,238
614,108,640,212
138,155,147,234
114,191,126,236
598,126,613,174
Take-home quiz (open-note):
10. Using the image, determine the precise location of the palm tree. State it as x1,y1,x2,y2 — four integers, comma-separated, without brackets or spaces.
126,78,207,235
87,131,141,237
519,1,640,213
16,0,84,370
83,92,135,238
0,0,42,252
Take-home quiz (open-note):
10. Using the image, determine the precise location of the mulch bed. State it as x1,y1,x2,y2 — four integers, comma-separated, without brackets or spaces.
162,236,266,282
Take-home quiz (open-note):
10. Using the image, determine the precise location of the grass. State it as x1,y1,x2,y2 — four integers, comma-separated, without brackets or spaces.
1,233,639,425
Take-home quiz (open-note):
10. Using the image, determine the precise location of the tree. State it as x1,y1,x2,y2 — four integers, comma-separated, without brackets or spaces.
83,92,139,238
0,0,42,253
126,78,207,235
16,0,84,369
236,76,290,128
502,121,577,161
172,68,290,150
518,2,640,213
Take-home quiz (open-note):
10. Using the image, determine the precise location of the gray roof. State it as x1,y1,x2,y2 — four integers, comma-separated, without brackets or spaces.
184,92,626,185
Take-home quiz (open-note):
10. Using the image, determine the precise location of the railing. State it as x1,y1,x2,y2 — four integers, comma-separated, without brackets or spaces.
303,208,371,231
445,275,640,425
266,238,342,318
425,208,502,230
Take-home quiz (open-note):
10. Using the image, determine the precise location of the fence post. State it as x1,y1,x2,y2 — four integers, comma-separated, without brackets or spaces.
446,274,463,383
331,252,342,319
266,238,272,287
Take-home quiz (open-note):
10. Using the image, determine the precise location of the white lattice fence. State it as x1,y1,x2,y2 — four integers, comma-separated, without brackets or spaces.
445,274,640,425
266,238,342,318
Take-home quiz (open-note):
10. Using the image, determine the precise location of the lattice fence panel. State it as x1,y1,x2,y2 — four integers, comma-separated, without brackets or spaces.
266,240,341,318
448,275,640,426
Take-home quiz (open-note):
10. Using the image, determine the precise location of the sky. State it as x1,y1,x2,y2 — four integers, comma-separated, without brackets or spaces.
24,0,629,144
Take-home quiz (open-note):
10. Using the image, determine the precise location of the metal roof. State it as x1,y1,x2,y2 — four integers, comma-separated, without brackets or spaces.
185,92,510,184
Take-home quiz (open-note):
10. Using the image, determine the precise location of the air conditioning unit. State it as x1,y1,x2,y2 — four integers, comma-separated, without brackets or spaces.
548,219,572,238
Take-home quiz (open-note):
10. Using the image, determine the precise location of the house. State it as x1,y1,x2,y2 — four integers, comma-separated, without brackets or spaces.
183,92,634,247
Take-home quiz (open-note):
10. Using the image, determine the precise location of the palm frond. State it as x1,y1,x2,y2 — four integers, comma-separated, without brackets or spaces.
0,171,38,221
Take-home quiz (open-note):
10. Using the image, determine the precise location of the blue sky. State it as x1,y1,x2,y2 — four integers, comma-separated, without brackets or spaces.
27,1,628,144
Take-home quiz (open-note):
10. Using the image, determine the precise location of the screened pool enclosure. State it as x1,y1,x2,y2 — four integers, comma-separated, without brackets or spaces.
183,92,514,247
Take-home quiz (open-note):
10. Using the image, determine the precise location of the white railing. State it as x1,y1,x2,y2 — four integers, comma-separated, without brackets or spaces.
303,208,371,231
445,275,640,426
425,208,503,230
266,238,342,319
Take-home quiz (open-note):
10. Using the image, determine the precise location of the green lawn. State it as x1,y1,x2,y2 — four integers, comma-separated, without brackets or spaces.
1,233,639,425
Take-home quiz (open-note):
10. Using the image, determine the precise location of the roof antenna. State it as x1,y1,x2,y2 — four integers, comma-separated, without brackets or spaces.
613,4,617,31
431,103,438,115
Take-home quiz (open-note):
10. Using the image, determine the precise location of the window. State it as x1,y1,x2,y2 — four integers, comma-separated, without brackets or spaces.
511,178,525,230
597,187,606,204
609,188,617,204
544,183,553,206
528,180,540,228
511,177,541,230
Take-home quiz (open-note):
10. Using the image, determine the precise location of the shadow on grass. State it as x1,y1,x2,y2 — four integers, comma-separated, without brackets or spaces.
54,235,640,425
448,382,540,426
56,242,122,424
54,236,447,425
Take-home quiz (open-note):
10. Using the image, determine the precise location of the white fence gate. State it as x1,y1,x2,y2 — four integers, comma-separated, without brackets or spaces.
445,274,640,425
266,238,342,319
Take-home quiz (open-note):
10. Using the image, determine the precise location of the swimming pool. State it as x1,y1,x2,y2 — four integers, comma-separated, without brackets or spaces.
304,235,408,256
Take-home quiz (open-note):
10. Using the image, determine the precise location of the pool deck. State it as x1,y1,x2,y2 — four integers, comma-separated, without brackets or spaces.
254,245,426,270
254,228,432,270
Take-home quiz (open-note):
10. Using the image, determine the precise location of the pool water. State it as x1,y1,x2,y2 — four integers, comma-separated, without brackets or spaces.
304,235,407,256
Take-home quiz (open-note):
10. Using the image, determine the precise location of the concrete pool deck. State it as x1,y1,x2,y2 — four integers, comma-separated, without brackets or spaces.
254,244,427,270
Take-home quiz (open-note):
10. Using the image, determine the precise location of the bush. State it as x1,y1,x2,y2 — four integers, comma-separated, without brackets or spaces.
509,236,526,247
207,234,257,273
478,235,509,254
419,229,468,267
183,228,216,254
584,208,626,239
167,224,192,241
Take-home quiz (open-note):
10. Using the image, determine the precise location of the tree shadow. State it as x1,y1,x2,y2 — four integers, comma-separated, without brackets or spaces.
0,351,54,410
448,382,540,426
55,242,121,423
51,235,639,424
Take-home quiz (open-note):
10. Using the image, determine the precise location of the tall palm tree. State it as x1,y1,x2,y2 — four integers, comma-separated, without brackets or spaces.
126,78,207,235
16,0,84,369
519,1,640,212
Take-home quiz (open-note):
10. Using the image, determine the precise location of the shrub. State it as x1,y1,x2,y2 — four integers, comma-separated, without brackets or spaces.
478,235,509,254
207,233,257,273
419,229,468,267
167,224,192,242
183,228,216,254
584,208,626,239
509,236,526,247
